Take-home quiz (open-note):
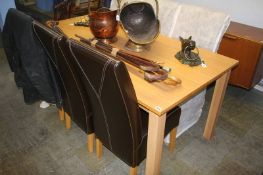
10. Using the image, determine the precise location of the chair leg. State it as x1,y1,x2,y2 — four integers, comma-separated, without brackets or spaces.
96,138,102,159
169,127,177,152
130,167,137,175
58,108,65,121
87,133,94,153
65,112,71,129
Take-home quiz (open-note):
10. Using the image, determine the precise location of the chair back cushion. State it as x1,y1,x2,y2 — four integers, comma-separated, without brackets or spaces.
32,20,64,108
33,21,93,134
158,0,181,36
67,39,143,166
168,3,230,52
54,0,73,20
32,21,62,65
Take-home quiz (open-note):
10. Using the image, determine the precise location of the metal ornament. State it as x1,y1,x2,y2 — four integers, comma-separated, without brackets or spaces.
175,36,202,66
118,0,160,52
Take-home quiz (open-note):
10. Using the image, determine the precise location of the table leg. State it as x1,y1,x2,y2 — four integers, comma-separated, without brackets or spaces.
145,112,166,175
203,70,231,140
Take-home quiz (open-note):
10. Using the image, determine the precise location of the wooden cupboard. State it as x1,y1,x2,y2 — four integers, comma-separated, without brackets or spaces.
218,21,263,89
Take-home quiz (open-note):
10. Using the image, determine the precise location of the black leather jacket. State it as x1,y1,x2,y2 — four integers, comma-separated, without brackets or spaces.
2,8,62,106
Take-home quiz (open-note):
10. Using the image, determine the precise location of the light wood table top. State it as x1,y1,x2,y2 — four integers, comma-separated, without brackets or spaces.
58,17,238,116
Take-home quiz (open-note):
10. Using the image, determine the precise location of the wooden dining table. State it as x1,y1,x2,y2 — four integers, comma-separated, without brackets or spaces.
58,16,239,175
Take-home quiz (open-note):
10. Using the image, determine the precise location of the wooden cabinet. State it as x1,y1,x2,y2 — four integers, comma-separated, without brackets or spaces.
218,21,263,89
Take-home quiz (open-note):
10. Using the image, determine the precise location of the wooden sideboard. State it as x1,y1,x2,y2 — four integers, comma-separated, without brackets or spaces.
218,21,263,89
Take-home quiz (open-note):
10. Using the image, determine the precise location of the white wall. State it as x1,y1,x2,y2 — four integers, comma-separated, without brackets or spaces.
0,0,16,29
175,0,263,28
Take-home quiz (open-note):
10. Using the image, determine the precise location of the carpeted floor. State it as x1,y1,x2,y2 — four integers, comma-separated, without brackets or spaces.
0,40,262,174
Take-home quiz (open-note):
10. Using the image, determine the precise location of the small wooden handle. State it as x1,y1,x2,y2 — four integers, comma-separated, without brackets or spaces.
224,34,239,40
163,76,182,86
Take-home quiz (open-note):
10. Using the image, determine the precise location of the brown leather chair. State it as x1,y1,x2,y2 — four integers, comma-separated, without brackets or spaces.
71,0,101,16
32,21,95,152
53,0,101,19
53,0,73,20
32,21,68,120
65,38,181,175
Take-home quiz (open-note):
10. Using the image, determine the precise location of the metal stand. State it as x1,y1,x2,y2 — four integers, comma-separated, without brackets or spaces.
124,40,151,52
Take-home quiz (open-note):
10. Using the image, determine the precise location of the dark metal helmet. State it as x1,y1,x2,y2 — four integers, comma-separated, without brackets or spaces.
119,1,160,44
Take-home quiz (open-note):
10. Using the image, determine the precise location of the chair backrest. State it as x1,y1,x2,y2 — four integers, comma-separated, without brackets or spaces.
166,3,230,52
32,20,63,108
71,0,101,16
158,0,181,36
66,38,144,166
32,21,62,65
54,0,73,20
32,21,93,134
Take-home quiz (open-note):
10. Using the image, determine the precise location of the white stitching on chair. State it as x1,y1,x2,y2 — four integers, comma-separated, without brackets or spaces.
100,59,114,150
136,133,148,152
32,23,59,69
98,60,111,97
59,40,90,129
32,22,67,107
53,39,74,116
69,40,113,149
113,62,136,165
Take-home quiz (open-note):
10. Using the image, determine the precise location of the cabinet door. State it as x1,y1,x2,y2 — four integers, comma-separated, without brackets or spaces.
218,34,262,89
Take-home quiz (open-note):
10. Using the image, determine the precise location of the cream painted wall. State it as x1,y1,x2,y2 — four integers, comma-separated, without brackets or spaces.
175,0,263,28
0,0,16,29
